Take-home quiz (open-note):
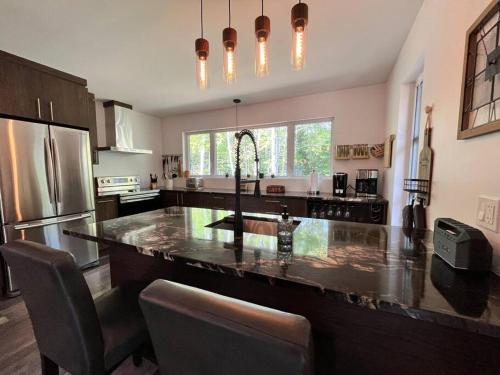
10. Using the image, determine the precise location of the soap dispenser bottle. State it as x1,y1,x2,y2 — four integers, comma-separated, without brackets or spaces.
277,205,293,252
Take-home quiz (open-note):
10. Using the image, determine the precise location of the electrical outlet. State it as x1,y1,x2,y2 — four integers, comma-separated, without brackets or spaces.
477,196,500,232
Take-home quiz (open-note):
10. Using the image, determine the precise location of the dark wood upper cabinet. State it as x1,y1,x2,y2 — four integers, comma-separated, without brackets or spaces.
0,50,89,128
0,57,44,120
41,73,89,128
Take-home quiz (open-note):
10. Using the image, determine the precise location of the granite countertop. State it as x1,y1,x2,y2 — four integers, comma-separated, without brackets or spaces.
160,186,388,203
64,207,500,338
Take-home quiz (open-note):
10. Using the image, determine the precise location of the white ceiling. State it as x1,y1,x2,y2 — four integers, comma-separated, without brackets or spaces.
0,0,423,117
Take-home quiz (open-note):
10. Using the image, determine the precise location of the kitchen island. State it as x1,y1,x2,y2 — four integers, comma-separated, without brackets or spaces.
64,207,500,375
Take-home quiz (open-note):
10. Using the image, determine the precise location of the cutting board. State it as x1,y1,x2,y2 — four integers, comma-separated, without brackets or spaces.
418,128,433,182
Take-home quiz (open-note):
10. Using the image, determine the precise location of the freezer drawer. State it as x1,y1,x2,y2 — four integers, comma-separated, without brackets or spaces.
2,212,99,296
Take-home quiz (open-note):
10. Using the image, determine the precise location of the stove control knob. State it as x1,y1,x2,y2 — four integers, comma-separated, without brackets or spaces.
100,179,105,184
106,179,111,183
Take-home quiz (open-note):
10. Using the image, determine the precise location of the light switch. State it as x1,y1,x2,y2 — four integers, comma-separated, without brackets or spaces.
477,196,499,232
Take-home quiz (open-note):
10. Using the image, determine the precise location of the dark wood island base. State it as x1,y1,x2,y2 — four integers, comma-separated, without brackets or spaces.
109,244,500,375
63,207,500,375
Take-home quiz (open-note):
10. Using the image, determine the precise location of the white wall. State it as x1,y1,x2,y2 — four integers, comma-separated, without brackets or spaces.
162,84,387,192
92,100,163,188
385,0,500,274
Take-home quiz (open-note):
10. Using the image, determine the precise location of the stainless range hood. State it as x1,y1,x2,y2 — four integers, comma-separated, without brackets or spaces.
97,101,153,154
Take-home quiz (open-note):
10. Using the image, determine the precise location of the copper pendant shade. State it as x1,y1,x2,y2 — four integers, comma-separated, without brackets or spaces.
194,0,310,86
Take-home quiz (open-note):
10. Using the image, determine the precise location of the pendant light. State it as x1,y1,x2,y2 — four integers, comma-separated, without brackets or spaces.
291,0,308,70
195,0,209,89
223,0,237,83
255,0,270,77
234,98,241,132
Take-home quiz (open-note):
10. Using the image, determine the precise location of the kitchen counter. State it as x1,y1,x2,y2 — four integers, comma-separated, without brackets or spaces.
160,186,388,203
64,206,500,339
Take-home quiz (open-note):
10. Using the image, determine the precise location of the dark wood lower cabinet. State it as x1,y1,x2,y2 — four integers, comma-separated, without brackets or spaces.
162,191,181,207
182,191,207,208
109,247,500,375
160,190,309,217
159,190,387,223
95,196,118,221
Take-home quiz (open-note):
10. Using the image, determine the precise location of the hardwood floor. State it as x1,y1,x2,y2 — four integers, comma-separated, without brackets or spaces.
0,260,158,375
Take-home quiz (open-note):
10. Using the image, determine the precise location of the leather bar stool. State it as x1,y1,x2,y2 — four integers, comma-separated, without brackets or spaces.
139,279,314,375
0,240,150,375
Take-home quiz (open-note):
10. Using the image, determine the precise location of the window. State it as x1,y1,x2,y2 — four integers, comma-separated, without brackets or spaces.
184,118,333,177
187,132,210,176
409,80,423,179
215,126,287,177
294,121,332,176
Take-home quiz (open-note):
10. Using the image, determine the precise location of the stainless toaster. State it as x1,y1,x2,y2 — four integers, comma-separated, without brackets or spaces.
186,177,204,190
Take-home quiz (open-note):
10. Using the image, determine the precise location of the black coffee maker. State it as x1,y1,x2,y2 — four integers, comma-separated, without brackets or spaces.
333,173,348,197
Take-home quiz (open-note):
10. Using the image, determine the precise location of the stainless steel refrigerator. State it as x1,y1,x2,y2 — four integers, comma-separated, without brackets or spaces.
0,118,98,297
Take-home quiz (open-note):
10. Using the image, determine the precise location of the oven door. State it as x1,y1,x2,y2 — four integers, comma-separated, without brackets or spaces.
118,196,161,217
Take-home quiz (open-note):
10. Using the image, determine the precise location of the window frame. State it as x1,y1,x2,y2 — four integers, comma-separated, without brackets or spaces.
183,117,334,178
409,78,424,180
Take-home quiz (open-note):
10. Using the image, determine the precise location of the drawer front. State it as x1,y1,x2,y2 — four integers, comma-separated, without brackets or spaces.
284,198,308,217
95,196,118,221
208,194,233,210
161,191,179,207
181,192,207,208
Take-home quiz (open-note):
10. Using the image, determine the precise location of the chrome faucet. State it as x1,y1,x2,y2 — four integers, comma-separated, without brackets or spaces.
234,129,261,245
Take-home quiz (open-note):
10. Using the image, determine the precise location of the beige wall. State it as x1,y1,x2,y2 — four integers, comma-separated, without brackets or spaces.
162,84,388,192
385,0,500,273
92,100,163,188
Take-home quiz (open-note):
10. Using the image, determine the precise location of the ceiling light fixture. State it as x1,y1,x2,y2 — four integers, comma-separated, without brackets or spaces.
291,0,308,70
195,0,209,89
255,0,270,77
223,0,237,84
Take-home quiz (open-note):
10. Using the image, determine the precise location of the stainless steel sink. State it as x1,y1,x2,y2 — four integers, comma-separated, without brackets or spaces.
206,215,300,237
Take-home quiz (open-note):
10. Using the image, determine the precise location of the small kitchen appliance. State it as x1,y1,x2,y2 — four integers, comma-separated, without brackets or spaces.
333,172,348,197
355,169,379,198
433,218,492,272
186,177,204,190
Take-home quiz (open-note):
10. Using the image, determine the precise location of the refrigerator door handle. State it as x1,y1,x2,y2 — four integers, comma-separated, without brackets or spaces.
51,137,62,204
44,137,55,203
13,212,92,230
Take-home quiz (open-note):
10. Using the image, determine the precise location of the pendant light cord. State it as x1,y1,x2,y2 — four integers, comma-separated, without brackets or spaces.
200,0,204,38
261,0,264,16
229,0,231,27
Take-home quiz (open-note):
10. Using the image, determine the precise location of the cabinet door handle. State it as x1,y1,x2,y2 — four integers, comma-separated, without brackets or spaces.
98,199,115,204
37,98,41,119
265,200,281,204
49,101,54,121
213,196,225,200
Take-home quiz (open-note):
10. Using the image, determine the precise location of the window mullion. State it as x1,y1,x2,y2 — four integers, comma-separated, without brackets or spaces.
210,131,215,176
287,123,294,176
